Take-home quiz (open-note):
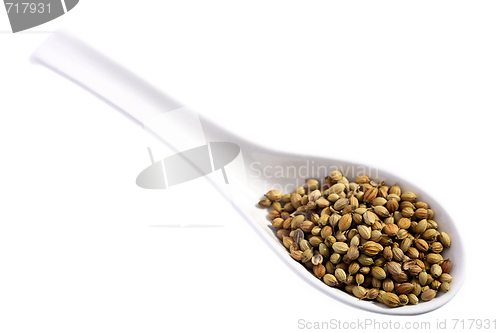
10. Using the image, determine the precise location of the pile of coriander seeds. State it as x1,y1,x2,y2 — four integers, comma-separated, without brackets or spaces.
258,171,452,308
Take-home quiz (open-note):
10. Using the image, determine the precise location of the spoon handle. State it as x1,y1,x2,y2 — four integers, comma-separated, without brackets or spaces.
31,30,246,200
30,30,183,127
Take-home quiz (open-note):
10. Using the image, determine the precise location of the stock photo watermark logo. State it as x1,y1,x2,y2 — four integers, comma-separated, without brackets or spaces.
248,161,380,194
3,0,78,33
136,143,379,193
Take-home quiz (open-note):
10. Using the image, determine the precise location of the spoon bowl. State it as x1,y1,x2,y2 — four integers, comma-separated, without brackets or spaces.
31,31,466,315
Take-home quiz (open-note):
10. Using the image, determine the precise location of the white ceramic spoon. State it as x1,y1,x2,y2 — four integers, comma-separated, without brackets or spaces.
31,31,465,315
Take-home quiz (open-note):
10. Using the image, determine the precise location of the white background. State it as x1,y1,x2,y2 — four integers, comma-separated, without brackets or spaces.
1,1,499,332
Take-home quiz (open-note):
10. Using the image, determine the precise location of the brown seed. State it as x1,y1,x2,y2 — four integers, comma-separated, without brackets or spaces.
316,197,330,208
415,259,425,271
396,229,408,240
277,229,290,240
320,226,333,239
335,268,347,282
399,294,409,306
430,264,442,278
392,247,405,262
360,266,370,275
370,230,383,242
383,224,399,237
346,245,360,261
426,253,443,264
427,220,437,230
306,179,320,191
371,197,387,206
293,229,304,244
356,175,371,184
396,282,414,294
397,217,411,229
379,235,393,246
439,273,452,283
309,236,323,247
383,246,393,261
330,253,341,264
414,239,429,252
338,214,352,231
332,242,349,254
311,226,322,237
283,237,293,249
401,207,414,218
272,202,282,213
357,225,372,240
299,220,315,233
314,264,326,278
381,292,400,307
329,170,343,181
281,193,291,203
415,208,428,219
408,265,422,276
290,250,304,261
441,259,452,274
291,193,302,209
430,242,443,253
329,214,341,228
355,273,365,285
325,261,335,274
363,211,378,225
265,190,283,201
383,278,394,292
299,239,312,251
419,271,428,286
407,247,420,259
362,241,381,256
301,248,314,263
422,229,437,240
289,242,299,252
283,217,292,230
421,289,437,301
258,198,271,207
400,238,412,252
269,210,280,220
386,199,399,212
393,273,409,283
401,259,414,271
358,254,374,266
371,277,382,288
291,215,305,229
371,266,387,280
367,288,379,300
272,218,284,229
374,206,390,218
335,230,347,242
408,293,419,305
353,286,368,299
389,183,402,196
401,192,417,202
350,234,360,247
348,262,360,275
441,282,451,292
440,232,451,248
323,274,339,287
386,261,402,276
412,280,422,296
319,243,330,257
334,198,350,211
308,190,321,203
